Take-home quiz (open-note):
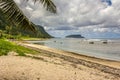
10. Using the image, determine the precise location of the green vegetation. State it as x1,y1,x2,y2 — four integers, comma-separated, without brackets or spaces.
0,10,52,39
0,0,57,56
0,39,38,56
18,24,52,38
0,0,56,32
0,0,56,39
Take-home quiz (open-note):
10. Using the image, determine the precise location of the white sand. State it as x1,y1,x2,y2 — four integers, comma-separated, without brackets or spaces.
0,42,120,80
0,56,119,80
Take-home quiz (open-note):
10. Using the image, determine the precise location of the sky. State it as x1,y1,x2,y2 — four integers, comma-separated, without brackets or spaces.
14,0,120,38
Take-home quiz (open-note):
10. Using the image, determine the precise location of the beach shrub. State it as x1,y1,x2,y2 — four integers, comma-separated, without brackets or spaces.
0,39,38,56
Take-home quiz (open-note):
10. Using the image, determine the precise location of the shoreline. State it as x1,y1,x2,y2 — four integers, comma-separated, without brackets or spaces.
25,39,120,62
0,41,120,80
21,39,120,62
19,42,120,68
18,42,120,74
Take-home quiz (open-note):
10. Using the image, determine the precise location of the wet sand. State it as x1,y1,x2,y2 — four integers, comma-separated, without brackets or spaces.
0,42,120,80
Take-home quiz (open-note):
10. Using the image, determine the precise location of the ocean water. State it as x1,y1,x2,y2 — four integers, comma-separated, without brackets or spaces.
28,38,120,61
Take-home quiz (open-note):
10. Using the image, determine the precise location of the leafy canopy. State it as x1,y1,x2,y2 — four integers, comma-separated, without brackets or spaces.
0,0,56,32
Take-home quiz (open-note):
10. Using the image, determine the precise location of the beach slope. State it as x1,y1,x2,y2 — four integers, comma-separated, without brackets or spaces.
0,42,120,80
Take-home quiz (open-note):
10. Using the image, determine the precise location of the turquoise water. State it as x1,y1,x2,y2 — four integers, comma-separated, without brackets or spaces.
28,38,120,61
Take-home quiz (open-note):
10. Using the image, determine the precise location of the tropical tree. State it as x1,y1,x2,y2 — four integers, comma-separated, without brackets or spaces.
5,26,12,34
0,0,56,32
0,30,3,38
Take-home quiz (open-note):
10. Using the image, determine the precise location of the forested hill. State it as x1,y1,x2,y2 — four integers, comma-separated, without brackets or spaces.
0,10,52,38
18,24,52,38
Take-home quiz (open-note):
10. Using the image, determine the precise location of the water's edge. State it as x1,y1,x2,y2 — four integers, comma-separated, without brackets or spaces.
27,38,120,61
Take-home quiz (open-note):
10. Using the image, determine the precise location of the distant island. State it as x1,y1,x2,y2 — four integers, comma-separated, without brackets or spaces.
66,34,84,38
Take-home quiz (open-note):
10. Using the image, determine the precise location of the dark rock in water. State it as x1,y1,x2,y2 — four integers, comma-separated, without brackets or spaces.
102,41,108,44
101,40,108,44
60,42,63,44
66,34,84,38
103,42,107,44
89,42,94,44
54,41,56,42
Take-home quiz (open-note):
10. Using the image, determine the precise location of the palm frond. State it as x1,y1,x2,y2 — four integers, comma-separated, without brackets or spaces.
0,0,36,32
0,0,56,32
29,0,57,13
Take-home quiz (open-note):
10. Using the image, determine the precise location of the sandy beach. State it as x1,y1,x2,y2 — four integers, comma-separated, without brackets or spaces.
0,42,120,80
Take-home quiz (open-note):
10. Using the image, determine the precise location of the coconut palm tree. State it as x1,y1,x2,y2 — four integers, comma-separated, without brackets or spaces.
0,30,3,38
0,0,56,32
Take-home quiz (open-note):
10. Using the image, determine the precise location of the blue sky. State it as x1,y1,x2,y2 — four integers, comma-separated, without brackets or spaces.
101,0,112,6
15,0,120,38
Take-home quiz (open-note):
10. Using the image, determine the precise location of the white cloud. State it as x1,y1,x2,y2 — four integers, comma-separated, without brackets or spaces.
14,0,120,38
93,28,110,32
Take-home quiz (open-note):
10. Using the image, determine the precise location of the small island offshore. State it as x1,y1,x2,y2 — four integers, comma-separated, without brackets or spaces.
66,34,84,38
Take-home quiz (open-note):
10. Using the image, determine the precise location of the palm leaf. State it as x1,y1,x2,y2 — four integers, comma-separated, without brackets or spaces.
29,0,56,13
0,0,56,32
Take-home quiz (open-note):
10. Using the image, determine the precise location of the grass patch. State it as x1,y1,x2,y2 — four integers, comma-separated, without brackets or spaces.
20,37,49,41
0,39,39,56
